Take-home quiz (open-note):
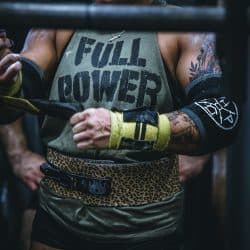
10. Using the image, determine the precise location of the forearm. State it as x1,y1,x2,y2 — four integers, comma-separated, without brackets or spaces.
71,102,238,155
166,111,201,155
0,117,28,165
0,116,45,190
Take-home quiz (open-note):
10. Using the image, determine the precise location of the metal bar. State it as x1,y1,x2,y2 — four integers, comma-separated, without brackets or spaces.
225,0,248,249
0,2,226,31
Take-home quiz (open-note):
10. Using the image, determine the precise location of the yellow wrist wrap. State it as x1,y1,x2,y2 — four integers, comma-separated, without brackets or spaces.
0,71,22,96
109,110,171,151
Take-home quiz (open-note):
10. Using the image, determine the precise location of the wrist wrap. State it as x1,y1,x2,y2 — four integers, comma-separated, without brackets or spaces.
109,109,171,151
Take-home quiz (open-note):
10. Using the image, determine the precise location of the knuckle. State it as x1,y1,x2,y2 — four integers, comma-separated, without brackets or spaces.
72,126,77,134
86,120,95,128
77,143,85,150
86,130,94,138
80,112,88,119
6,53,16,62
73,134,79,141
86,108,96,116
88,140,94,146
72,112,83,123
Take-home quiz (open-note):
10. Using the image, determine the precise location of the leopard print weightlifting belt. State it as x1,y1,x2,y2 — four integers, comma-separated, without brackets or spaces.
42,148,181,207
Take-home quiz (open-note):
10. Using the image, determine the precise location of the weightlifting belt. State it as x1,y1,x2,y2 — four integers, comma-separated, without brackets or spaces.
0,96,82,120
41,162,112,196
42,148,181,207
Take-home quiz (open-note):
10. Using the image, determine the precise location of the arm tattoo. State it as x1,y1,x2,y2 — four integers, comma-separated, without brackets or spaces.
189,34,222,82
166,111,201,154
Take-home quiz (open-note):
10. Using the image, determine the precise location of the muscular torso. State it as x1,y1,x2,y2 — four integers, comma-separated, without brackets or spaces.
13,7,223,243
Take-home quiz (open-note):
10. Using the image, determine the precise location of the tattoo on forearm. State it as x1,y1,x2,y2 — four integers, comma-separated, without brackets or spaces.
189,34,222,82
167,111,201,154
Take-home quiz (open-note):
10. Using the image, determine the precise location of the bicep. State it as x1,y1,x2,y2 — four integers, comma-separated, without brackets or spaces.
21,29,57,81
176,33,222,89
172,33,239,155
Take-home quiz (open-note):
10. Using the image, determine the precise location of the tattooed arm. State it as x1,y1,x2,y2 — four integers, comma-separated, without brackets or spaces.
166,111,200,154
165,33,222,155
176,33,221,84
71,33,238,155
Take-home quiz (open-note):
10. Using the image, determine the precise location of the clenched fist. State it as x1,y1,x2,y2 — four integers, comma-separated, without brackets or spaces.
70,108,111,150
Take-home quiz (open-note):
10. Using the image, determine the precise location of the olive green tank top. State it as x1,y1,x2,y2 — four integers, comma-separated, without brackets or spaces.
40,30,184,242
41,30,174,161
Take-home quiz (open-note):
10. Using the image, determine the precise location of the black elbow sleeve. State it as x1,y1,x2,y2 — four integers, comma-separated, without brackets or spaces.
21,57,47,98
181,74,240,154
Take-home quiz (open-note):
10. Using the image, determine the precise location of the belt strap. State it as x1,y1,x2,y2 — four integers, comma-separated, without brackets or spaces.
0,96,83,120
41,162,111,196
42,148,181,207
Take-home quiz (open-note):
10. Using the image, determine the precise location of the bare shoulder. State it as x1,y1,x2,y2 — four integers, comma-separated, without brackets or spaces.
21,29,57,80
21,29,74,61
177,33,216,52
173,32,222,88
158,31,221,89
22,29,56,48
178,33,222,81
156,2,184,75
157,32,179,80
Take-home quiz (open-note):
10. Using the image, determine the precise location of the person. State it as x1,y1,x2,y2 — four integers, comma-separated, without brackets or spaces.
0,28,44,250
0,0,240,249
0,117,45,250
0,118,211,250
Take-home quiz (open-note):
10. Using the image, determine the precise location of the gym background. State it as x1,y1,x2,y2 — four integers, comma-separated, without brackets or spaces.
0,0,225,250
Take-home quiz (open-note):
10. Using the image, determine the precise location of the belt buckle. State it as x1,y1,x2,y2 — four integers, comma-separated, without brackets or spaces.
87,178,112,196
65,173,112,196
69,176,78,190
59,174,74,190
42,162,112,196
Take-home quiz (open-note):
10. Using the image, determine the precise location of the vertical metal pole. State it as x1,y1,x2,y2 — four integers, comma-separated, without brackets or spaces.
225,0,249,249
224,2,248,101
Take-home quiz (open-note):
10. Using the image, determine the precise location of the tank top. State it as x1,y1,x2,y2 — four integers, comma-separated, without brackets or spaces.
39,30,184,242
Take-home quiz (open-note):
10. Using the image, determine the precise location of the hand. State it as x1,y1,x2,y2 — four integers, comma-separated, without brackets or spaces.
178,154,210,183
10,150,45,191
70,108,111,150
0,53,21,86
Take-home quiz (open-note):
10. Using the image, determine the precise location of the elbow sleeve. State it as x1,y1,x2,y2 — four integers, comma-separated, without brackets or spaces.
180,73,240,154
